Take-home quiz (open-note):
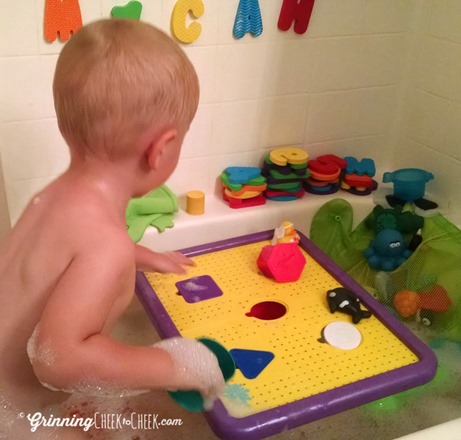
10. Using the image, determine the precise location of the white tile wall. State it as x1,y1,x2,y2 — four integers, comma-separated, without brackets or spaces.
211,99,261,154
362,0,414,34
213,42,269,101
182,45,217,104
393,0,461,222
428,0,461,43
10,56,57,117
1,119,69,181
262,39,313,96
1,0,461,227
0,1,38,56
259,94,310,148
306,0,365,37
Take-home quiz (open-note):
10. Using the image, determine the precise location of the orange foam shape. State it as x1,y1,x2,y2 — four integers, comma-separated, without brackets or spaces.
44,0,83,43
394,290,420,317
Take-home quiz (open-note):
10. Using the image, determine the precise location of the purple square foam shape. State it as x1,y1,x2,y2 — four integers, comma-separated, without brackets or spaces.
175,275,223,303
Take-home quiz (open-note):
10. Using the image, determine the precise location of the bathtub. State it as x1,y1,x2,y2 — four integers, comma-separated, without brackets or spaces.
137,192,461,440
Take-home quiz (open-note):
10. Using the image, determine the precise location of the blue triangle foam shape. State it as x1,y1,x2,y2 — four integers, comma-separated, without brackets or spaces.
229,349,274,379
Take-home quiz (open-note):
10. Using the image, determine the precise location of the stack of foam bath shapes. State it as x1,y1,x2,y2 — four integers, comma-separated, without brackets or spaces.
304,154,347,195
340,157,378,196
261,147,309,201
221,166,267,209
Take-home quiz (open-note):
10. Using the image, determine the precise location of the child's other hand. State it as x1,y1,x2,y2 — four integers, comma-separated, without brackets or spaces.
135,245,195,274
154,337,226,406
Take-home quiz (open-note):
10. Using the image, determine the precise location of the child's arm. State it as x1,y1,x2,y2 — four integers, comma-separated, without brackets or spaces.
29,237,223,399
134,243,195,274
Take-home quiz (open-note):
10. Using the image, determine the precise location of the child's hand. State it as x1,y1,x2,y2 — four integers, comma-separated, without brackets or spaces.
154,337,226,407
147,251,195,274
135,245,195,274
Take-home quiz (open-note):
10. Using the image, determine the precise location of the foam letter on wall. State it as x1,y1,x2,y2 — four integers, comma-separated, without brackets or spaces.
111,1,143,20
171,0,204,44
233,0,263,39
44,0,82,43
278,0,316,35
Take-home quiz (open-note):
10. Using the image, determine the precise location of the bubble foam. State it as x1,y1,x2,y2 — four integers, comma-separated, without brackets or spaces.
154,337,225,402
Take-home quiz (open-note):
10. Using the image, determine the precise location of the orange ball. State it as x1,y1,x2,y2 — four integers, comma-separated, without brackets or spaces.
394,290,421,317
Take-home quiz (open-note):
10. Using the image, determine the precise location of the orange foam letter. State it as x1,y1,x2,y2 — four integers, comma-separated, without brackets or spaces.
44,0,82,43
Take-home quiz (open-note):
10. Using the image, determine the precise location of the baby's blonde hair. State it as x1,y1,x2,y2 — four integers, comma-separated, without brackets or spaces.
53,19,199,159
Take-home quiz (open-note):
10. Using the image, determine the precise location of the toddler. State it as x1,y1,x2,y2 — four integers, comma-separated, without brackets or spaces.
0,18,224,438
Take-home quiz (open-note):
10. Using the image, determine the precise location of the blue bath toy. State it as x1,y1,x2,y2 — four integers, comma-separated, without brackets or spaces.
382,168,438,210
364,229,412,271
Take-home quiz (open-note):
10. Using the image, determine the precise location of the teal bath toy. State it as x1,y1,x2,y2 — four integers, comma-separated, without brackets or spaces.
383,168,438,210
364,229,412,271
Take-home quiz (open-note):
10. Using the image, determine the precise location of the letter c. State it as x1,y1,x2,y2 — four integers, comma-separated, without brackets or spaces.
171,0,204,44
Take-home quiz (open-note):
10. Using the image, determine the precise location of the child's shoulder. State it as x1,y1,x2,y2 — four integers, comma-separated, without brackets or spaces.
75,221,135,262
64,227,135,287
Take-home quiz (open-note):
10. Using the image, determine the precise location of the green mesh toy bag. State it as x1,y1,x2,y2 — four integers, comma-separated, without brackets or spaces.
310,199,377,289
310,199,461,342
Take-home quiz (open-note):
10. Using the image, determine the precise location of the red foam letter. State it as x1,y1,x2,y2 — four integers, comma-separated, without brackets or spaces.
278,0,316,35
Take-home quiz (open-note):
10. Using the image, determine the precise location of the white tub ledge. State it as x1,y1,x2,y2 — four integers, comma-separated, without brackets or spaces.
138,192,375,253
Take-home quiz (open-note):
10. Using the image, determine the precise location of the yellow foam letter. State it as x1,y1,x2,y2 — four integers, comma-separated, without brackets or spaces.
171,0,204,44
270,147,309,166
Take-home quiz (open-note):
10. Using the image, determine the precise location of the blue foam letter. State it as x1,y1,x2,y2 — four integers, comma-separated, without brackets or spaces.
233,0,263,39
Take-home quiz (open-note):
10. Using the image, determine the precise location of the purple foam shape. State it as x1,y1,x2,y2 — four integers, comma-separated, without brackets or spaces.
175,275,223,303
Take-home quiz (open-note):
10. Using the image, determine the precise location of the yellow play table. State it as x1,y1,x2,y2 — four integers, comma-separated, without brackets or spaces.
135,230,437,440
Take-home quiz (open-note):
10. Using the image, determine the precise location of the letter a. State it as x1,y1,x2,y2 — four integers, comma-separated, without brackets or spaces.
233,0,263,39
278,0,316,35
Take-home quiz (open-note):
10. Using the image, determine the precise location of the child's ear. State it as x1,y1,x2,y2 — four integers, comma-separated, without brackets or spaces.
145,128,178,170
